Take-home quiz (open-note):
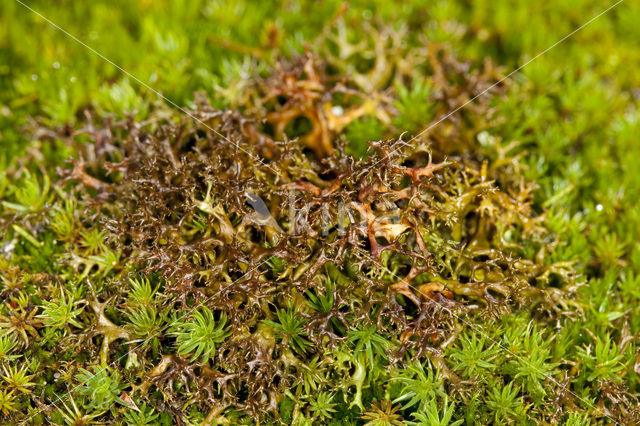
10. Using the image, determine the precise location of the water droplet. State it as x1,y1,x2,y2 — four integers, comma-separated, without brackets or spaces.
331,105,344,117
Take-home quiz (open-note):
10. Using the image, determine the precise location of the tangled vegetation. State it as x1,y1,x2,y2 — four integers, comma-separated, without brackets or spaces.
2,1,640,424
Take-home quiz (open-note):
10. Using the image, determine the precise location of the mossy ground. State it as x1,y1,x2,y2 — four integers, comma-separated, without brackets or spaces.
1,1,640,424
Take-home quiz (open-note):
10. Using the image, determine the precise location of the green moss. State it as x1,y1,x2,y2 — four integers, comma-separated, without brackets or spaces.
1,0,640,424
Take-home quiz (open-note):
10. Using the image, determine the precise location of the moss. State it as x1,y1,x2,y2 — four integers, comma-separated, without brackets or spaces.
2,0,640,424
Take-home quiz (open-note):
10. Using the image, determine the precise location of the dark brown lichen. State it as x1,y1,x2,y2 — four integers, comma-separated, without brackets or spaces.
2,20,581,423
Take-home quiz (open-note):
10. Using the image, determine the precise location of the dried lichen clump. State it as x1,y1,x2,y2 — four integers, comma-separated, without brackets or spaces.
42,75,578,420
219,17,504,159
0,21,581,424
